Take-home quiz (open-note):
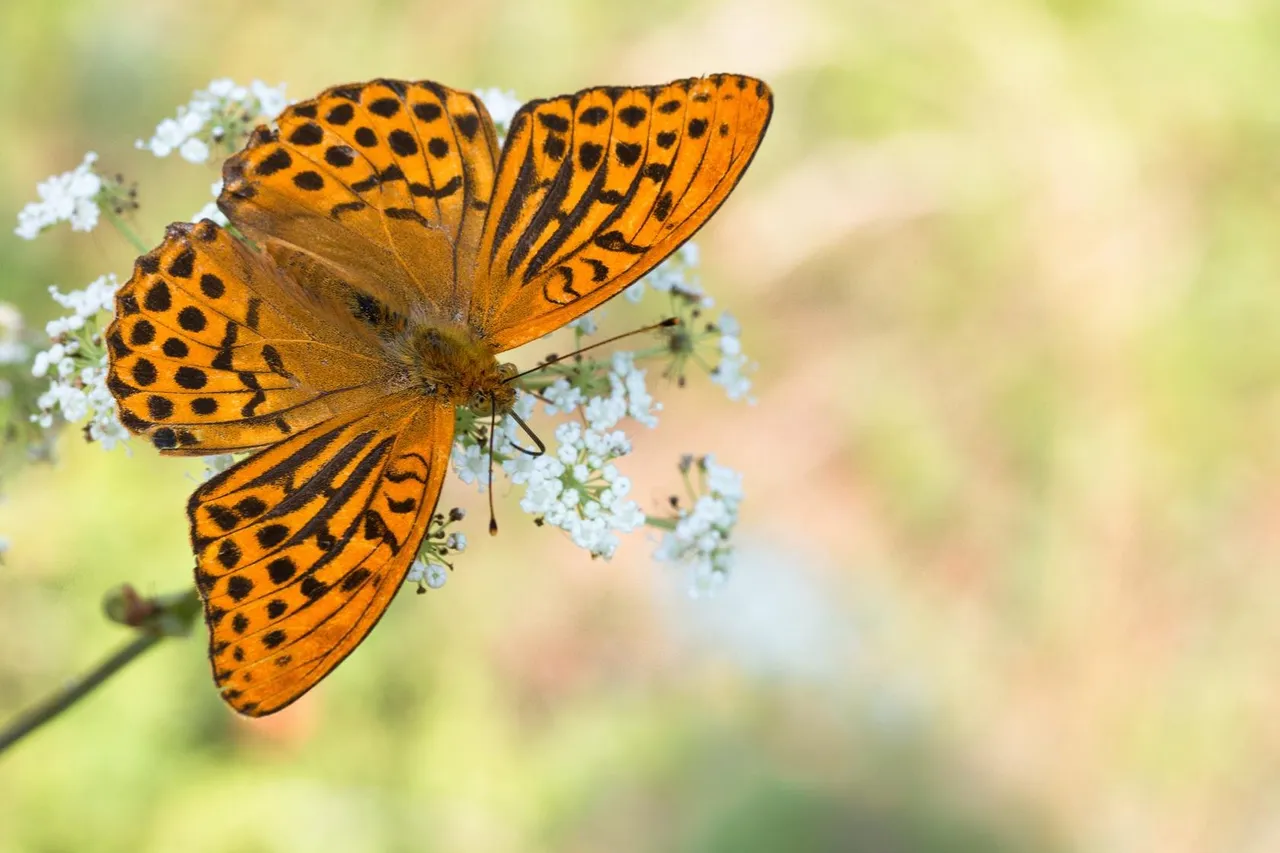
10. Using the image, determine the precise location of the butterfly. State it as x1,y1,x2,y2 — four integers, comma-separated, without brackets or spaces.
104,75,773,716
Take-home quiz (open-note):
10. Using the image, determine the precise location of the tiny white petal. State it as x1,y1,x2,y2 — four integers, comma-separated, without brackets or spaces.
179,137,210,164
426,564,448,589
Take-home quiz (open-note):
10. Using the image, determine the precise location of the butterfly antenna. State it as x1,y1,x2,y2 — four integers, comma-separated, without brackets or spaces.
504,317,678,384
488,398,499,537
507,409,546,457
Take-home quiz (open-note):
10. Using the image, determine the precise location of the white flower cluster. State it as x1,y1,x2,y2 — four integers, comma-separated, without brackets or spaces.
544,351,662,429
0,303,28,367
407,557,451,590
626,242,704,303
448,354,661,559
29,275,129,448
653,455,745,597
14,152,103,240
199,453,242,481
474,88,522,142
136,78,287,164
408,507,469,590
563,243,703,339
709,312,753,402
512,423,647,559
192,179,227,227
507,355,658,558
451,392,538,490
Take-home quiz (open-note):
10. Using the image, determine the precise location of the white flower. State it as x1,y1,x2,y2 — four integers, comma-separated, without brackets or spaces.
201,454,240,480
519,456,565,514
149,120,183,157
710,317,755,402
568,312,599,335
15,152,102,240
207,78,237,98
704,456,744,502
625,241,703,302
514,416,644,559
451,442,491,490
610,351,660,427
474,88,522,139
139,79,287,160
541,378,583,416
407,558,449,589
718,312,741,338
192,179,228,225
0,304,28,366
250,80,288,118
452,391,538,492
652,455,744,596
30,275,128,449
179,137,210,164
409,555,455,589
48,276,116,317
192,202,225,224
426,563,448,588
541,352,661,434
501,451,537,484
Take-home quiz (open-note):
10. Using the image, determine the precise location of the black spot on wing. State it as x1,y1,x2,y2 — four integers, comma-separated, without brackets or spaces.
288,123,324,146
615,142,642,167
168,248,195,278
538,112,570,133
415,102,443,122
618,105,647,127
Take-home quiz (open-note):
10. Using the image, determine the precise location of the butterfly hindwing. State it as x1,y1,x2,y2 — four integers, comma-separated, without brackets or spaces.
106,220,388,454
220,79,501,321
192,394,454,716
470,74,773,349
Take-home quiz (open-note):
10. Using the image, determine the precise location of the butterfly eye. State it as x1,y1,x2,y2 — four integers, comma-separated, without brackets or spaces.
498,362,518,381
471,391,489,409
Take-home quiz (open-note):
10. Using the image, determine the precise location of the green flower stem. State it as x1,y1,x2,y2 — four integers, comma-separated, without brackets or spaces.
0,586,200,757
680,465,698,504
645,515,677,531
100,206,149,255
627,345,670,361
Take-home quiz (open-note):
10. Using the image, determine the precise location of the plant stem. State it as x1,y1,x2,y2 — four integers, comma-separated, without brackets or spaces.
0,631,161,755
645,515,677,531
0,586,201,757
100,206,148,254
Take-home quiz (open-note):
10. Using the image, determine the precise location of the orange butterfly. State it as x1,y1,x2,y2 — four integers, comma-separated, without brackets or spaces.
105,75,773,716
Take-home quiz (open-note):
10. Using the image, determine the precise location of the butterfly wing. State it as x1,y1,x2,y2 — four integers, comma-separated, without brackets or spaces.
469,74,773,350
191,393,453,716
106,219,391,454
219,79,501,323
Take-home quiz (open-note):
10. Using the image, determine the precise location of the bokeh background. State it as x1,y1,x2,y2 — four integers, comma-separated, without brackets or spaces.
4,0,1280,850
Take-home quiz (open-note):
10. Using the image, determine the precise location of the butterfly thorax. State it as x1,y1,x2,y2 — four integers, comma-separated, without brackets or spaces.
402,323,517,415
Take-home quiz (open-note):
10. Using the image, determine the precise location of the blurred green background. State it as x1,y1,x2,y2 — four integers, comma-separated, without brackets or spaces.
5,0,1280,850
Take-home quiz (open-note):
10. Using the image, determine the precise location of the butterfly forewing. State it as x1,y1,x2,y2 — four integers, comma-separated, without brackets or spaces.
192,394,454,716
470,74,773,349
106,220,388,454
220,80,500,322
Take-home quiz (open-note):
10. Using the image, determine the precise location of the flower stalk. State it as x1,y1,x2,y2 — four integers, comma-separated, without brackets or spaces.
0,586,200,755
